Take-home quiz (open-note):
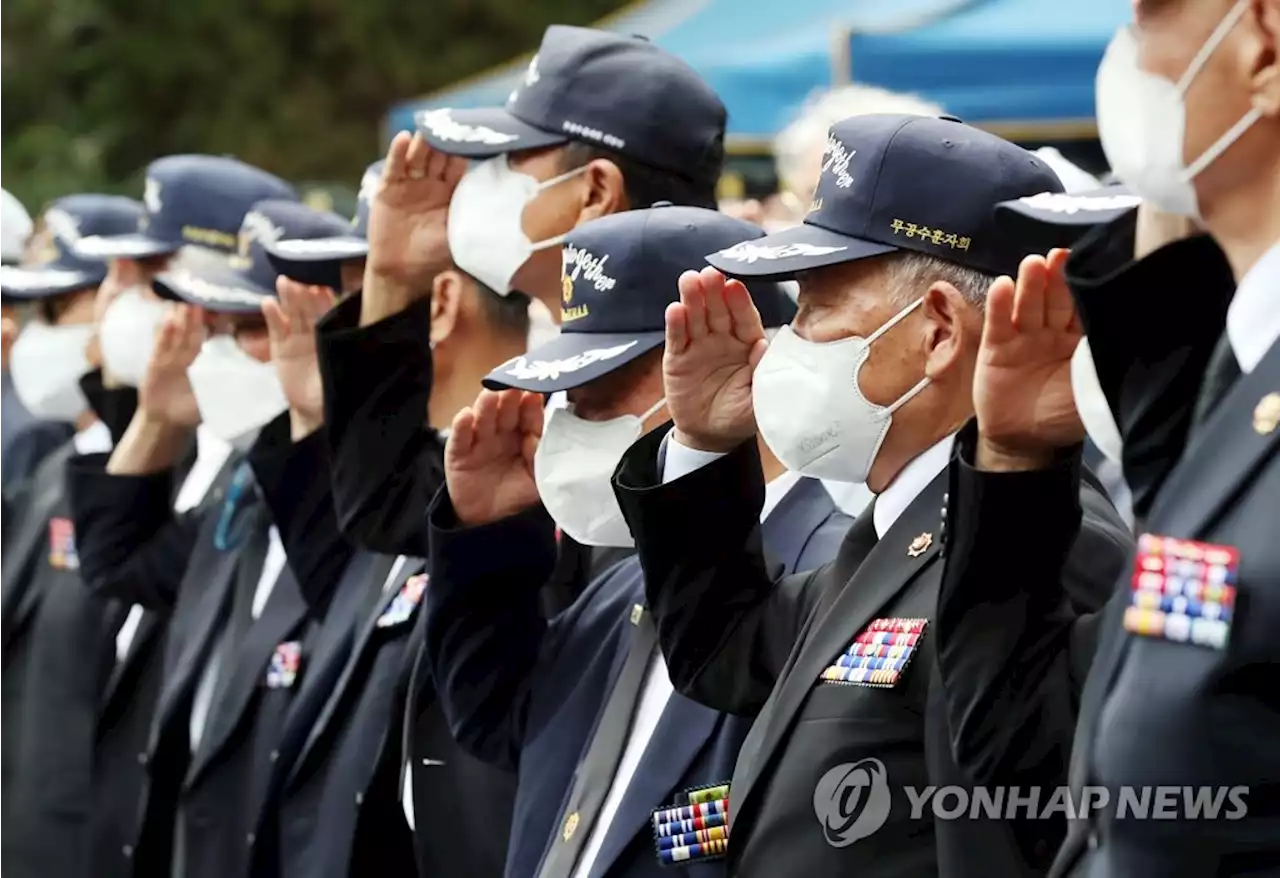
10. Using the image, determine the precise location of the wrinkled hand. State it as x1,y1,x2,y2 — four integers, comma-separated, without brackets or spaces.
973,250,1085,471
138,304,203,428
264,277,335,439
361,131,467,325
445,389,544,527
665,267,768,453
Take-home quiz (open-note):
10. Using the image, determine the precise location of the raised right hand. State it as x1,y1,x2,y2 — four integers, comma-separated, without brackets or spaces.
445,389,544,527
361,131,467,324
665,267,769,453
973,249,1085,471
138,304,203,428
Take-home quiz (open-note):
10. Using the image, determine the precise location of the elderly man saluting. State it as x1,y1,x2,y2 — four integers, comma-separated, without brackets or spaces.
611,114,1134,878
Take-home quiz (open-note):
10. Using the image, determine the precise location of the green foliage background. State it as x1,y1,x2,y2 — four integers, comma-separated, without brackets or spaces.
1,0,629,213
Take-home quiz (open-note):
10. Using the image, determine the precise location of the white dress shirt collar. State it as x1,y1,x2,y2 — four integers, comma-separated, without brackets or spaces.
760,469,803,522
1226,238,1280,374
871,433,955,539
73,419,113,455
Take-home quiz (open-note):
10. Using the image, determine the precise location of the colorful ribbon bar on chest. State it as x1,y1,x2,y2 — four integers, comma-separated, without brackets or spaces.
1124,534,1239,650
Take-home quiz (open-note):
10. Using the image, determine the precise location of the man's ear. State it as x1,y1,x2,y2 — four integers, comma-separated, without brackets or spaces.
429,270,463,347
920,282,973,380
576,158,628,224
1247,0,1280,117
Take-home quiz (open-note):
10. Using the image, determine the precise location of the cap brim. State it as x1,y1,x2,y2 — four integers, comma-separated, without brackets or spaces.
264,237,366,289
415,107,568,158
996,185,1141,229
153,267,271,314
0,265,100,300
71,233,179,260
706,223,898,281
482,331,664,393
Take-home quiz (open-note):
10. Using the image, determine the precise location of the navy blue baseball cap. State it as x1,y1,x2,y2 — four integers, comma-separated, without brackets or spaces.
416,26,726,190
73,155,298,260
707,114,1065,281
994,183,1142,251
264,160,383,285
153,200,351,313
483,204,796,393
1,195,145,301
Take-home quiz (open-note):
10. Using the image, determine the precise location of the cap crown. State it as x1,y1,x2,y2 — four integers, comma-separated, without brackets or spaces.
229,200,351,291
802,114,1063,276
506,25,726,187
561,204,793,333
139,155,298,252
36,195,146,275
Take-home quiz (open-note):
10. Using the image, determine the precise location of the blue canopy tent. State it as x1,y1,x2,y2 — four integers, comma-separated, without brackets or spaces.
385,0,1130,150
844,0,1131,141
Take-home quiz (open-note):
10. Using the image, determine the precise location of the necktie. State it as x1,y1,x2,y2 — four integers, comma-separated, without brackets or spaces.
1190,331,1242,430
537,613,658,878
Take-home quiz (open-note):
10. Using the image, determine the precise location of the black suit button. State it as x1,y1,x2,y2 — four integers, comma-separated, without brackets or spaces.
246,832,256,847
136,751,148,766
269,749,280,763
122,845,134,858
355,792,364,807
1088,831,1099,850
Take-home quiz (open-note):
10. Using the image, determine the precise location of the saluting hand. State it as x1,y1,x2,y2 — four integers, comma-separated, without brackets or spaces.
138,303,203,429
264,277,335,440
665,267,768,453
361,131,467,326
445,389,544,527
973,250,1085,471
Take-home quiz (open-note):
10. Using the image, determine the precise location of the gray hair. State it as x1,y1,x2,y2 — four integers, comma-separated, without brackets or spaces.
774,85,945,194
883,251,996,309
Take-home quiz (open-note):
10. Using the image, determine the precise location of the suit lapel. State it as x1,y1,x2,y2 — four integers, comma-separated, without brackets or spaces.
1,443,76,646
185,562,307,787
152,547,240,742
101,610,162,710
732,471,946,828
288,554,412,786
587,696,722,878
762,477,837,575
1146,340,1280,537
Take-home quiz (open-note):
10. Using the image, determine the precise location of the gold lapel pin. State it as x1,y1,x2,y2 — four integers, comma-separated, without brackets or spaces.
907,532,933,558
563,811,580,842
1253,392,1280,435
630,604,644,625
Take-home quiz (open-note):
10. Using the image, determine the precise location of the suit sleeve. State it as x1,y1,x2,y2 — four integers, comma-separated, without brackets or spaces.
2,421,73,493
79,370,138,444
423,488,560,772
936,420,1132,793
248,414,354,618
1066,222,1235,520
66,453,202,609
613,424,824,718
317,293,444,558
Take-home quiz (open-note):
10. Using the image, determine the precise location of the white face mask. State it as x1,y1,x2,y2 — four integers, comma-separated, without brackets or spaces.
1070,337,1124,465
447,156,586,295
9,321,94,422
533,397,666,548
185,335,288,449
1095,1,1262,218
100,288,168,388
752,298,930,484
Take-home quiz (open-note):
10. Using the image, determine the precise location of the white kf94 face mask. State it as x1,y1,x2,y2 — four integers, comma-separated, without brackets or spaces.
8,320,95,422
1095,0,1263,218
99,288,168,388
186,335,289,450
752,298,930,484
1071,337,1124,465
447,156,587,296
534,397,667,548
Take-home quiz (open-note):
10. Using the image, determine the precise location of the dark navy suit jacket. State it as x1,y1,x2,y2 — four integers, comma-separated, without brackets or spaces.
426,474,850,878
